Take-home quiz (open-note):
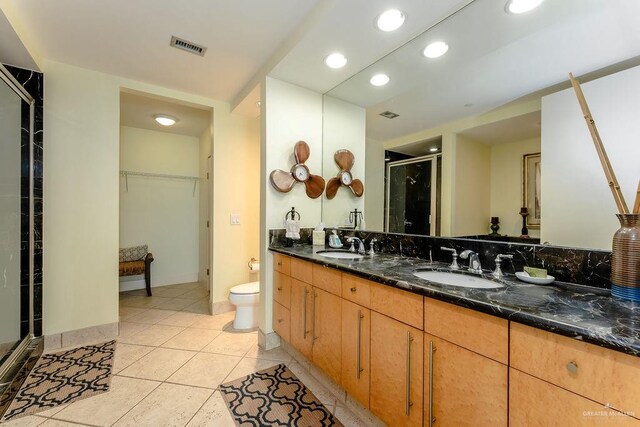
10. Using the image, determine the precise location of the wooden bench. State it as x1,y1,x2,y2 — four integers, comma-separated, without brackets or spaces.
119,245,154,296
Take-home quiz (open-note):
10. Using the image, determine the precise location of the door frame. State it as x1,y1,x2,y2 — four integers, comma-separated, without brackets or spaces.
385,154,441,235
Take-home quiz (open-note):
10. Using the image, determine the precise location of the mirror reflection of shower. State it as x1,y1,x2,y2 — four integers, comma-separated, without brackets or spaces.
385,149,441,236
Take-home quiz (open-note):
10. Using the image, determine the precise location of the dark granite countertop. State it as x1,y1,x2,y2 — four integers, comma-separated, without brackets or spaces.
269,244,640,358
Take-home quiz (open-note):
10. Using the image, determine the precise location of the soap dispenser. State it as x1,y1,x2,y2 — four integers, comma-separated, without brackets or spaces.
328,230,343,248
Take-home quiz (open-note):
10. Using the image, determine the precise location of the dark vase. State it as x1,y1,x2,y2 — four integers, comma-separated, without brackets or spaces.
611,214,640,302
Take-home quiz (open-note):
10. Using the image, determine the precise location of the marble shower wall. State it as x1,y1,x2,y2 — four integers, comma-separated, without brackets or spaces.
269,228,612,289
5,64,44,337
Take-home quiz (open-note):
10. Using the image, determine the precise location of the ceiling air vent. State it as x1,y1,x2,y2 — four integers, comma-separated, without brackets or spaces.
170,36,207,57
379,111,400,119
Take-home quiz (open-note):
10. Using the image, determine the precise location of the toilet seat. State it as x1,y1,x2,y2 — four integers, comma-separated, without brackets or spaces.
230,281,259,295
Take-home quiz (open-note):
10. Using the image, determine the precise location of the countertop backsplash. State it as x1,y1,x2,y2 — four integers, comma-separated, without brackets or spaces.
269,228,612,290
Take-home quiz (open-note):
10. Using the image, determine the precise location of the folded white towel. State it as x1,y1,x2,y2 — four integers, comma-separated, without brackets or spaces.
285,219,301,240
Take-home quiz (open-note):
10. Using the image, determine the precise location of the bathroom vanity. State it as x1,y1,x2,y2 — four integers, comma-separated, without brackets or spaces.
269,246,640,426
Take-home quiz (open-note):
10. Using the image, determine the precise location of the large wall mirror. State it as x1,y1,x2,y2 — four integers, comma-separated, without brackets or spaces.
321,0,640,250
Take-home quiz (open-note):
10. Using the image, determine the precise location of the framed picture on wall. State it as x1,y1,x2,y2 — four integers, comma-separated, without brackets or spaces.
523,153,541,229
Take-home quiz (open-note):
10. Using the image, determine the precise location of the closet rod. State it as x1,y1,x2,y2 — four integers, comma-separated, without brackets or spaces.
120,170,200,195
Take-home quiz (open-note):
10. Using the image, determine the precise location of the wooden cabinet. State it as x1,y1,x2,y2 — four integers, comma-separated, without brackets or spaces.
342,273,371,308
273,253,290,275
290,257,313,284
341,299,370,409
424,334,507,427
370,311,424,426
510,368,640,426
511,322,640,417
289,278,313,359
370,281,424,330
312,288,342,384
273,301,290,342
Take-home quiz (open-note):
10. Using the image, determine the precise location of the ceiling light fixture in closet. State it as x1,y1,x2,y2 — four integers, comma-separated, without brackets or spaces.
154,114,177,126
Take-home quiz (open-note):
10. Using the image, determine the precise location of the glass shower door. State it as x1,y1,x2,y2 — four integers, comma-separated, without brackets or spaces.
0,70,29,367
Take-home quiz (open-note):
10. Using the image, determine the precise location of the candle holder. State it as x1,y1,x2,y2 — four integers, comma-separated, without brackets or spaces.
489,217,500,236
520,207,529,237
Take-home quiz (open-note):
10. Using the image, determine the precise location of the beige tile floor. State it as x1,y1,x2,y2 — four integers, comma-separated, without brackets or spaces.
3,283,369,427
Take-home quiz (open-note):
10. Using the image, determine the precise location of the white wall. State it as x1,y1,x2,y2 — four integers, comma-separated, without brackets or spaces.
364,137,385,231
490,138,541,238
452,135,491,236
44,60,120,335
43,59,259,336
542,65,640,250
260,77,323,334
322,95,366,228
119,126,200,289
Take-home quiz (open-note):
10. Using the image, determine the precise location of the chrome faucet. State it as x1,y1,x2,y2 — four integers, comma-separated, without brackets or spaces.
347,237,366,255
368,238,378,256
460,250,482,274
440,247,459,270
492,254,514,278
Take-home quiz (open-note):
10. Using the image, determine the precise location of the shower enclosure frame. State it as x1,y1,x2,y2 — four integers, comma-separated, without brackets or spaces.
0,63,38,408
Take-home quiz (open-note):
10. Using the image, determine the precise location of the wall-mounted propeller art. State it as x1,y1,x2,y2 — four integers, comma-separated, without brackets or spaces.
325,149,364,199
269,141,325,199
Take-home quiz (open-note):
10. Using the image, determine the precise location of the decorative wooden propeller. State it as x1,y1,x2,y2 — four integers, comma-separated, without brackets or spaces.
326,149,364,199
269,141,325,199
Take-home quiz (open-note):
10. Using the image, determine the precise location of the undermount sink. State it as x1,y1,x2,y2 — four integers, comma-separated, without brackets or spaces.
413,270,504,289
316,250,366,260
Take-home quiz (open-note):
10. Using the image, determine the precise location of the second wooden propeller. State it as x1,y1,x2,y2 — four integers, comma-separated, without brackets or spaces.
326,149,364,199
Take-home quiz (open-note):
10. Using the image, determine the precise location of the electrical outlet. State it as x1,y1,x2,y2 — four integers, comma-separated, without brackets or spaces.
230,214,241,225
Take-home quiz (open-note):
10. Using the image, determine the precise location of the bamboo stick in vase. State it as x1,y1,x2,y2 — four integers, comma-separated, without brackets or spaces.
633,180,640,214
568,73,629,215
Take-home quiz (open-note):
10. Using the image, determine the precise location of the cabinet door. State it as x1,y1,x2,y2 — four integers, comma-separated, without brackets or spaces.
289,278,313,359
312,287,342,385
341,299,370,409
370,312,423,427
424,334,507,427
510,368,640,427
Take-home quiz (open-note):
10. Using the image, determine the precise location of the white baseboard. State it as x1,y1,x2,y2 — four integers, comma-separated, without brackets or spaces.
119,272,199,292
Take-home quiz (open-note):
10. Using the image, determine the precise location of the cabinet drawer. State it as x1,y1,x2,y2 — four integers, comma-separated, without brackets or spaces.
424,298,508,364
312,264,341,296
510,368,640,426
342,274,371,308
511,322,640,417
290,258,313,284
273,301,290,343
370,282,423,330
273,253,290,275
273,271,291,309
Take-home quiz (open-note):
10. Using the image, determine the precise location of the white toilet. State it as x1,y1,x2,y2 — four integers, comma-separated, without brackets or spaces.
228,281,260,330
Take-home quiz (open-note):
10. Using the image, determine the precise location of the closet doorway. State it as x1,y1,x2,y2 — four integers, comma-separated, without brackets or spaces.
118,90,213,313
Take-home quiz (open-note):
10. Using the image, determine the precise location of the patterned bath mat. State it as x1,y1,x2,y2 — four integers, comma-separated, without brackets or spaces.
220,363,343,426
1,340,115,422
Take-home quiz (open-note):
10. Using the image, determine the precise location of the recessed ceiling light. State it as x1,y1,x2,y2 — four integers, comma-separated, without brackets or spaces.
376,9,405,32
325,53,347,69
505,0,544,14
423,41,449,58
429,147,439,152
370,74,390,86
154,114,177,126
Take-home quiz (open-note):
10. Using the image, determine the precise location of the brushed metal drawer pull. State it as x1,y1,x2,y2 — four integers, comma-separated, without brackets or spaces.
303,288,309,339
566,361,578,374
406,331,414,416
350,287,357,292
312,291,318,342
428,340,436,426
277,287,283,291
357,310,364,379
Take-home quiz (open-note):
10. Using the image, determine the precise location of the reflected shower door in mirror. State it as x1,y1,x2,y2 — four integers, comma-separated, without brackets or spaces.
386,154,441,236
0,76,23,364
